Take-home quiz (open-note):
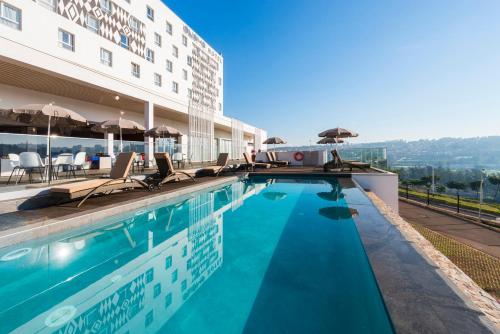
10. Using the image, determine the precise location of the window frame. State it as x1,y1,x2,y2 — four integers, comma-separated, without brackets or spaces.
146,48,155,63
131,62,140,78
154,73,162,87
154,32,162,47
99,0,112,14
120,34,129,49
100,48,112,67
86,14,99,34
172,81,179,94
0,2,21,30
166,59,173,73
58,28,75,51
146,5,154,21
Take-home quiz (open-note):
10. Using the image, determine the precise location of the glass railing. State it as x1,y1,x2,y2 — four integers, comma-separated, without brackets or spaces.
337,147,388,169
0,133,108,159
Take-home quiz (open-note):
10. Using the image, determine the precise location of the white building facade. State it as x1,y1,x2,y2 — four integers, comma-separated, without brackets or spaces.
0,0,266,163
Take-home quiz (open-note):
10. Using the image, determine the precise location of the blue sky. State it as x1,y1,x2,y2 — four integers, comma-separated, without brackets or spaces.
166,0,500,145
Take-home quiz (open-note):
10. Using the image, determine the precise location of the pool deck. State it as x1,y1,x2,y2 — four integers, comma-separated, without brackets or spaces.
0,171,498,333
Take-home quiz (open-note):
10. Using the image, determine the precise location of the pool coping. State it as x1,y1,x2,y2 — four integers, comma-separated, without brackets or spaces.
0,176,241,248
357,189,500,333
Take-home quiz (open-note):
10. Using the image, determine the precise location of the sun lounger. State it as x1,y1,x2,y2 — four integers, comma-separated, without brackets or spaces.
243,152,271,171
325,149,370,171
266,152,289,167
51,152,149,207
197,153,230,176
145,153,196,187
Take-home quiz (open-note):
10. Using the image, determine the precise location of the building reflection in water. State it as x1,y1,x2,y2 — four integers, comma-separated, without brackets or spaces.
0,180,268,334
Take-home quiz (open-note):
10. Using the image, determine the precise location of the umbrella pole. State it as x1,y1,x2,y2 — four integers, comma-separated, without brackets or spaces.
47,115,52,184
120,125,123,153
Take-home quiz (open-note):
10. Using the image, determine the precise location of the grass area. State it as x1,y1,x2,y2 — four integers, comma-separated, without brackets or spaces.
411,223,500,301
399,188,500,216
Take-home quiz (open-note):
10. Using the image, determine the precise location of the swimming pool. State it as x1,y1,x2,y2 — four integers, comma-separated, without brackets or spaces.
0,176,394,333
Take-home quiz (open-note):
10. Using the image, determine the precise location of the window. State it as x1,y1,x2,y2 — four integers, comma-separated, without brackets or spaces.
146,5,154,21
219,103,222,111
131,62,140,78
188,88,192,98
58,29,74,51
172,45,178,58
182,35,187,46
0,2,21,30
99,0,111,14
86,14,99,33
182,69,188,80
38,0,56,12
171,269,178,283
146,48,154,63
100,48,112,66
218,77,222,86
154,33,161,47
120,34,129,49
172,81,179,94
128,16,140,32
187,56,192,66
166,21,172,35
166,60,172,73
165,293,172,308
154,73,162,87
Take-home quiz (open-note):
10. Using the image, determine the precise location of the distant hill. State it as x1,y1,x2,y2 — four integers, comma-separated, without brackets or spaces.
281,136,500,169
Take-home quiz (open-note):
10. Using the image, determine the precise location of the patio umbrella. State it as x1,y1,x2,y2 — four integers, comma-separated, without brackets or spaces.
144,125,183,153
317,137,344,144
318,127,358,139
92,117,145,153
262,191,287,201
319,207,359,221
263,137,287,151
4,104,87,182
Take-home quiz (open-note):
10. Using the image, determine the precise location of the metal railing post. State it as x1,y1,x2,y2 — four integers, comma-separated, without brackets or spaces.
457,194,460,213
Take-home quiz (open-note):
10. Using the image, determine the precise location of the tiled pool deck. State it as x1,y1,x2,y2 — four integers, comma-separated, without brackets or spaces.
0,173,498,333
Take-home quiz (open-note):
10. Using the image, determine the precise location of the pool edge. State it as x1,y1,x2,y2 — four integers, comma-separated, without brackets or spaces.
0,176,242,249
352,181,500,333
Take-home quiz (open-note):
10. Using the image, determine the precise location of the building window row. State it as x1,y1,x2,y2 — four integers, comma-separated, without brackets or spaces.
0,1,21,30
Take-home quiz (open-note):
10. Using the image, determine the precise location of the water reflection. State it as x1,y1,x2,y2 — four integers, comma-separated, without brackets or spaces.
0,180,267,333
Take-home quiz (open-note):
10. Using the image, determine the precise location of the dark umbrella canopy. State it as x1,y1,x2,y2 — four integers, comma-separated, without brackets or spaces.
263,137,287,145
317,137,344,144
144,125,183,138
318,128,358,138
262,191,287,201
319,207,359,220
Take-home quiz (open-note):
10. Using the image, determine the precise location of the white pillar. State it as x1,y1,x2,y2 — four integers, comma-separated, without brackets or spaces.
144,101,154,167
105,132,114,157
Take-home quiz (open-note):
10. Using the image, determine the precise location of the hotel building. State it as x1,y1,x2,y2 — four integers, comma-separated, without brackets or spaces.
0,0,267,164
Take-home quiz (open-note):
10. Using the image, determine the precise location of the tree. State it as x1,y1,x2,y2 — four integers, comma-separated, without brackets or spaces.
469,181,481,199
435,184,446,194
446,181,467,196
487,174,500,200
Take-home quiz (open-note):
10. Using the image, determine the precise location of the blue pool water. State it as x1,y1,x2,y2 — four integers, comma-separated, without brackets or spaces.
0,177,393,333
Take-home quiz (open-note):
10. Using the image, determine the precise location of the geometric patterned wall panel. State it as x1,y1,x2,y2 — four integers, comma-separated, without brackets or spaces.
56,0,146,57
